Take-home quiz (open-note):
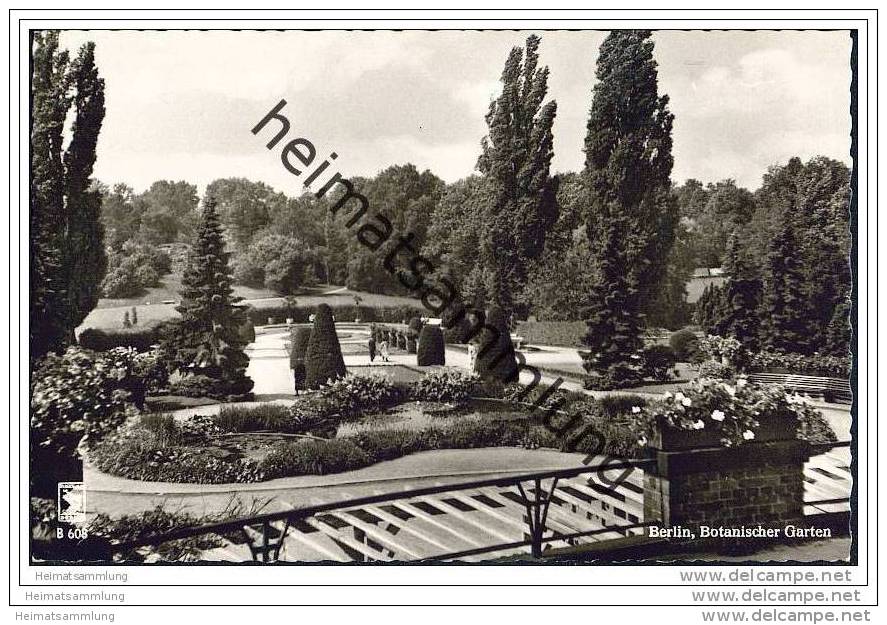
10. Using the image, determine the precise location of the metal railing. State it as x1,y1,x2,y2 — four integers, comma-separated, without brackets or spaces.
82,440,851,563
95,458,657,563
804,440,852,510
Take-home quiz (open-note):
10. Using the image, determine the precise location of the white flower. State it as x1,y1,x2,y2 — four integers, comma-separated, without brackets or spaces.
742,430,755,440
631,406,641,414
692,420,705,430
724,384,736,397
638,436,648,446
681,397,692,407
736,377,748,388
711,409,726,422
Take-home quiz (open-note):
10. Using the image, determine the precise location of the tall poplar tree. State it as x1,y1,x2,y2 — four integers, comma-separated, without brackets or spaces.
476,34,559,314
30,31,71,359
170,198,254,399
581,218,645,388
63,42,107,334
583,30,677,311
580,30,675,386
30,31,106,359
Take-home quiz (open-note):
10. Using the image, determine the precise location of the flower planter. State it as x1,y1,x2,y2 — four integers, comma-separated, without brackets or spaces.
652,413,798,452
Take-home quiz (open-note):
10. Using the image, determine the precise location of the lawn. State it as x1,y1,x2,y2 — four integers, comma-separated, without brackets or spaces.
94,273,279,309
80,272,422,332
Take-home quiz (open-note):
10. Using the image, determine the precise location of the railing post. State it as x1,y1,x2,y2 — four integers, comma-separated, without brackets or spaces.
518,477,558,559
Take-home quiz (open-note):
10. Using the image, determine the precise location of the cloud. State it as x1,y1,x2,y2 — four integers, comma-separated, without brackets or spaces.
58,29,851,193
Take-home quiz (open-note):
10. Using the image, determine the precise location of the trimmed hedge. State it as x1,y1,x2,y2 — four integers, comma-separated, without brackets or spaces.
515,320,586,347
246,304,424,326
475,307,517,381
289,326,312,392
641,344,677,381
78,326,162,352
304,304,346,388
417,325,445,366
748,351,851,378
669,327,699,361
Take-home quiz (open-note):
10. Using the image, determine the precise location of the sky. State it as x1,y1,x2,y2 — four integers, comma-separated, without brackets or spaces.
57,29,852,195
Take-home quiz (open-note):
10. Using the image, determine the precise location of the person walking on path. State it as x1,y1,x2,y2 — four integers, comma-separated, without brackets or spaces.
379,339,390,362
368,332,377,364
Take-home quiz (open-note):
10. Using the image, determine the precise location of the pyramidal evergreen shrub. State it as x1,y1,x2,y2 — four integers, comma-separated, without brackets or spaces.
163,197,254,400
304,304,346,388
289,326,312,392
417,325,445,366
474,307,517,381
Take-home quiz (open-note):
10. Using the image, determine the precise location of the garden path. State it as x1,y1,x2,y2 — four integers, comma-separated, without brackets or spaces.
84,447,589,519
242,327,851,439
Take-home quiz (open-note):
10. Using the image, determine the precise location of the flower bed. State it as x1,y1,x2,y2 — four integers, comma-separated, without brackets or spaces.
631,376,835,450
88,371,839,485
748,350,851,378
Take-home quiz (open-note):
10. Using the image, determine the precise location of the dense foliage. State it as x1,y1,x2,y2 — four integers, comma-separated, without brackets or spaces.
692,157,851,358
474,307,518,381
411,370,478,402
101,242,171,298
244,303,423,326
160,198,254,400
584,30,677,317
417,325,446,366
31,347,139,461
631,377,827,448
580,30,675,387
78,325,164,352
473,35,559,314
304,304,347,388
748,350,851,378
288,326,312,391
233,233,319,294
31,32,107,359
669,327,699,361
581,219,645,389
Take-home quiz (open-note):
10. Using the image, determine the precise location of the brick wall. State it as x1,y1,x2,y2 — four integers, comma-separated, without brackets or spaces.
644,440,810,532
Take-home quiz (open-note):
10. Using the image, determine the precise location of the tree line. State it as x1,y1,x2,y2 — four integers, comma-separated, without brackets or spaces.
31,30,852,386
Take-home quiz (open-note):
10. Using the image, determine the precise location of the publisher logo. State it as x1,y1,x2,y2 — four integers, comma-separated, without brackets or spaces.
57,482,85,524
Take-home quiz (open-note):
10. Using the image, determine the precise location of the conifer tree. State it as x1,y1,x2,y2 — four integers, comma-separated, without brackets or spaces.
579,30,673,387
31,31,72,359
581,218,645,388
63,42,107,334
694,283,726,334
583,30,677,314
170,198,254,399
304,304,346,388
761,217,810,353
714,234,762,350
824,298,852,357
30,32,107,358
476,34,559,314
